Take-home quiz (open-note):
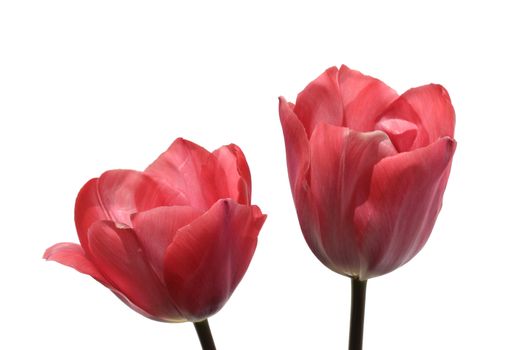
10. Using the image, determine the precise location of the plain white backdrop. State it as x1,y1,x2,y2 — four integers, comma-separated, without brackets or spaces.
1,1,529,349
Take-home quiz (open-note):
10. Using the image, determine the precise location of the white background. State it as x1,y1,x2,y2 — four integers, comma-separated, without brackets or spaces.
1,1,529,349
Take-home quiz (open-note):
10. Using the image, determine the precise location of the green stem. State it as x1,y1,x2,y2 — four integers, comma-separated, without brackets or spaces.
349,277,367,350
193,319,217,350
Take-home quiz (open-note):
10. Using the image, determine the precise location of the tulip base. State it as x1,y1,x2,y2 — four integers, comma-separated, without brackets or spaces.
193,319,216,350
349,277,367,350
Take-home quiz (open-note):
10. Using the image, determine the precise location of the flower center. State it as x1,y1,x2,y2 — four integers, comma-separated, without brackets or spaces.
374,117,418,152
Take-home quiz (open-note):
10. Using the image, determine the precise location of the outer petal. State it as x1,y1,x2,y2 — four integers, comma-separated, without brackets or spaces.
338,65,398,132
279,97,329,268
145,138,214,210
163,199,266,321
42,243,150,320
354,137,457,279
131,206,203,280
378,84,455,150
279,97,310,194
74,178,108,250
43,242,107,284
293,66,343,136
307,123,396,277
87,220,183,322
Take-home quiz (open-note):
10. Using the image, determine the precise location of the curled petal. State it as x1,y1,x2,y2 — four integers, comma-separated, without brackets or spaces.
354,137,457,279
163,199,266,321
87,221,183,322
375,118,419,152
379,84,455,149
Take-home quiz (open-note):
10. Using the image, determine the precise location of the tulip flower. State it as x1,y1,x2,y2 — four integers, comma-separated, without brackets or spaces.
44,138,266,350
279,65,456,350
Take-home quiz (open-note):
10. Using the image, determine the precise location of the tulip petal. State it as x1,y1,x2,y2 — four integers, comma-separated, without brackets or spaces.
146,138,224,210
279,97,310,194
279,98,329,266
200,144,252,206
74,178,108,250
374,117,419,152
212,144,252,205
43,242,107,284
338,65,398,132
291,184,334,269
87,220,183,322
163,199,266,321
43,242,158,321
307,123,396,277
74,170,185,249
293,66,343,136
97,170,186,227
131,206,203,280
355,137,456,279
379,84,455,149
43,243,173,322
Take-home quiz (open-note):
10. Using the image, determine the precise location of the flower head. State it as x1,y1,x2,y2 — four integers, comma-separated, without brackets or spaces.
44,138,266,322
279,65,455,280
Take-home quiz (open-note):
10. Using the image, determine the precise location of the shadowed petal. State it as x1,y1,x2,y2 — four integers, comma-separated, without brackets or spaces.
87,220,183,322
355,137,456,279
163,199,266,321
308,123,396,277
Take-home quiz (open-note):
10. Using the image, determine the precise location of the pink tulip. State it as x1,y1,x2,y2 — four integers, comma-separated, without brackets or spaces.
44,138,266,322
279,65,456,280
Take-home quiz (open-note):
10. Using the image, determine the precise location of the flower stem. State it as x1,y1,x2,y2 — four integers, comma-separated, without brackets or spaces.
349,277,367,350
193,319,216,350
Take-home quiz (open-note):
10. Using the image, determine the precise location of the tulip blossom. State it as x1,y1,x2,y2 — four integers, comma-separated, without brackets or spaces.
279,65,456,349
44,138,266,326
